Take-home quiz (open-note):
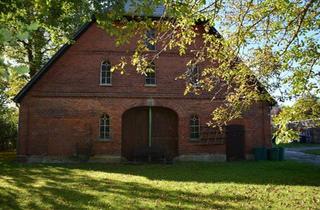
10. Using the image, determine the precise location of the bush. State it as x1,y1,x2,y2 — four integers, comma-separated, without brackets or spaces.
0,108,18,151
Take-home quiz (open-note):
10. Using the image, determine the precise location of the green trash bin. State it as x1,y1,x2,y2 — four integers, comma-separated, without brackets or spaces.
268,148,279,161
278,147,285,161
254,147,267,161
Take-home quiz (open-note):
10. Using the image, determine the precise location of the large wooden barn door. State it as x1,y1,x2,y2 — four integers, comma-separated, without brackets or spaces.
152,107,178,160
226,124,245,161
122,107,149,161
122,107,178,161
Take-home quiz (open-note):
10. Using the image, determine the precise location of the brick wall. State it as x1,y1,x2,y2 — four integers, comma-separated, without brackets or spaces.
17,23,272,160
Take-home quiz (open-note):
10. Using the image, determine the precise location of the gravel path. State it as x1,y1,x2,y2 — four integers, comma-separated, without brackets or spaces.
285,147,320,165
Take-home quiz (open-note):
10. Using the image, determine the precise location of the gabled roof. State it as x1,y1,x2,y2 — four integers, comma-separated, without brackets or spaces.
13,18,220,103
14,17,276,106
13,20,95,103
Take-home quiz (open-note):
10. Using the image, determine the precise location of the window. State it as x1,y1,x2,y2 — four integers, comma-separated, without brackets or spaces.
145,62,156,85
188,65,200,86
190,115,200,140
145,29,156,50
100,61,112,85
99,114,110,140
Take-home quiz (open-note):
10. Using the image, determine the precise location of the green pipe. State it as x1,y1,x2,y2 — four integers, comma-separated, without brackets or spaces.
148,106,152,147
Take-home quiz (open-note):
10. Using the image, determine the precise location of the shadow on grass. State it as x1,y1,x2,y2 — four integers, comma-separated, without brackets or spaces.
1,155,320,209
0,161,249,209
62,160,320,186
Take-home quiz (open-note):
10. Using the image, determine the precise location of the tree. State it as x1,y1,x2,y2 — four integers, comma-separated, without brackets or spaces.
273,96,320,143
0,58,20,151
1,0,94,76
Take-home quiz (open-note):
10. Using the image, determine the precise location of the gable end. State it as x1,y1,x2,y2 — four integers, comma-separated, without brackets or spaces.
13,20,95,103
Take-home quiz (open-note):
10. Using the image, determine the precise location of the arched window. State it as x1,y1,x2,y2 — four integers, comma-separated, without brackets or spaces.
100,61,112,85
145,62,156,85
99,114,110,140
190,114,200,140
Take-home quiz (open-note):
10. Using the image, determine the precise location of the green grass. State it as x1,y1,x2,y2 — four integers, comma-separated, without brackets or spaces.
304,149,320,155
276,142,320,148
1,153,320,209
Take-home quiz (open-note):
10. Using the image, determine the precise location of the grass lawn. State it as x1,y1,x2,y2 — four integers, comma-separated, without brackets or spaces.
1,153,320,209
276,142,320,148
304,149,320,156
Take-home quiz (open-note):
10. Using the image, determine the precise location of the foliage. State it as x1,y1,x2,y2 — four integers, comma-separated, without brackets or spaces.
1,0,93,77
0,57,24,151
0,159,319,209
0,108,17,151
273,96,320,142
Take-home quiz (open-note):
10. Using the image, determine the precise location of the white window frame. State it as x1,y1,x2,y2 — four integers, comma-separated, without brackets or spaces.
190,114,201,141
100,61,112,86
189,65,200,87
145,29,156,51
145,62,157,86
99,114,111,141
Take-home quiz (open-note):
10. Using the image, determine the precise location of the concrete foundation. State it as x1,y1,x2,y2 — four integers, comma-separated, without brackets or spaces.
174,154,226,162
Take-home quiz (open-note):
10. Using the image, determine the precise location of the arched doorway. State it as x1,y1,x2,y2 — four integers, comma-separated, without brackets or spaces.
122,106,178,162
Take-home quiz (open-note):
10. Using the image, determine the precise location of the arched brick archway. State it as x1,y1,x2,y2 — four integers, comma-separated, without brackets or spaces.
121,106,178,161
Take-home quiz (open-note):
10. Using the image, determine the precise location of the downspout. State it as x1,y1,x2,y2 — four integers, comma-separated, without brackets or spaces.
148,106,152,148
262,103,265,147
148,106,152,162
15,103,20,155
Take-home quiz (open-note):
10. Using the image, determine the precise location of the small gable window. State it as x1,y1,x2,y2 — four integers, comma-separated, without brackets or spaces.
145,29,156,51
145,62,156,86
100,61,112,85
99,114,111,140
190,115,200,140
188,65,200,86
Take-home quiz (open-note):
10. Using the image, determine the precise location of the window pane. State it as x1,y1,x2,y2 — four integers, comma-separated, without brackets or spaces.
191,127,198,133
105,131,110,138
100,127,105,139
105,124,109,132
105,122,110,137
191,133,199,139
101,70,106,84
147,29,155,38
146,43,155,51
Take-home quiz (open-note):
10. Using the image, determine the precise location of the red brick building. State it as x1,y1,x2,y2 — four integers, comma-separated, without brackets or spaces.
14,20,273,162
